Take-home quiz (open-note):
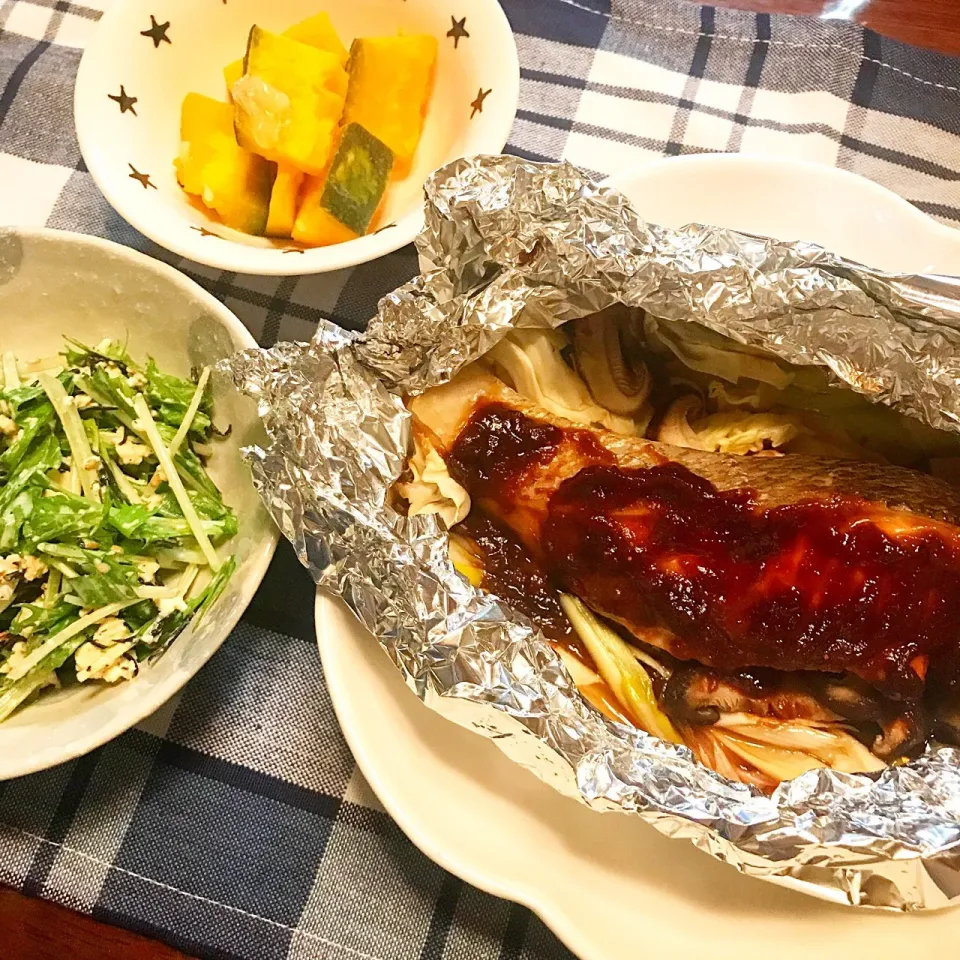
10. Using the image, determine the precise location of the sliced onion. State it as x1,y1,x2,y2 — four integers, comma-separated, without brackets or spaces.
560,594,681,743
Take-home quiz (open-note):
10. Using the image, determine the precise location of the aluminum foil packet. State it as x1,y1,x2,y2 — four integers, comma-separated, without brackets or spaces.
227,156,960,911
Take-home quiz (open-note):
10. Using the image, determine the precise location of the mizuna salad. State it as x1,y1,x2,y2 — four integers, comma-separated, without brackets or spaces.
0,339,236,722
399,306,960,792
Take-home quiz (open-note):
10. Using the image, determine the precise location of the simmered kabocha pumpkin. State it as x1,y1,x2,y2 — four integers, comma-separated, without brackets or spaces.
223,59,244,100
341,35,437,177
181,14,436,246
265,164,305,238
224,12,347,102
175,93,276,235
284,11,349,69
292,123,394,246
232,26,348,175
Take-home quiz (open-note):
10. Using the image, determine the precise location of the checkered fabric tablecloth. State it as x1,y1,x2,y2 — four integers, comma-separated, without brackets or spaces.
2,1,960,958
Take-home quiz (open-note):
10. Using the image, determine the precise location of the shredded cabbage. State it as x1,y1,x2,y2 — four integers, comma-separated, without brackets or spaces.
657,395,805,454
643,316,795,388
397,435,471,527
553,645,632,726
712,712,886,783
570,308,652,416
660,383,907,461
650,334,960,465
484,330,641,435
683,713,886,790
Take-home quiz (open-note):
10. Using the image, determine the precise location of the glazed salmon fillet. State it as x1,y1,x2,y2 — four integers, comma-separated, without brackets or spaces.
410,367,960,703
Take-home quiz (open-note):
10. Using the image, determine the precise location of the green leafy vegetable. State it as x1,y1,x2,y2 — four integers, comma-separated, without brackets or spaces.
21,491,106,547
107,503,155,539
133,396,221,570
0,337,237,723
71,571,139,606
63,337,133,371
136,555,236,661
0,634,87,722
1,384,45,415
0,400,54,476
11,599,78,638
146,360,212,439
38,372,100,502
0,433,60,515
0,489,36,552
135,514,237,544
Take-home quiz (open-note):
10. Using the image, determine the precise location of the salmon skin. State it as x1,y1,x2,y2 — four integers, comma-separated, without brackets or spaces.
409,367,960,703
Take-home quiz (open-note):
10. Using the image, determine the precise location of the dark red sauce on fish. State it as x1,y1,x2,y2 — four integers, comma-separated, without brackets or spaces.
449,402,960,703
448,401,613,499
458,512,584,656
546,464,960,701
447,403,563,499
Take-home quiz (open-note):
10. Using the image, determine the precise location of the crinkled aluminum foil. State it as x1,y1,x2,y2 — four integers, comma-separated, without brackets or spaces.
227,156,960,912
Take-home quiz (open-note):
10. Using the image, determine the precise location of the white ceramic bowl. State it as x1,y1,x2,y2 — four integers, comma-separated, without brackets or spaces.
0,227,278,779
74,0,519,275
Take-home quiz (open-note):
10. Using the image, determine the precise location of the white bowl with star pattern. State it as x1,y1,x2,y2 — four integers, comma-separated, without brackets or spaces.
73,0,518,275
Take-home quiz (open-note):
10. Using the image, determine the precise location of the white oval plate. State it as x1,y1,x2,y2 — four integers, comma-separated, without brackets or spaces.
75,0,518,276
605,154,960,274
316,156,960,956
0,228,278,778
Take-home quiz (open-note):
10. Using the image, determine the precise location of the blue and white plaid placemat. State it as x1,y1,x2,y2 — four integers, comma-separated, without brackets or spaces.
2,1,960,957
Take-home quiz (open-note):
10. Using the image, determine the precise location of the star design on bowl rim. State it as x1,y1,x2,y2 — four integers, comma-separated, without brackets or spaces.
128,164,157,190
108,85,138,115
470,87,491,119
446,16,469,49
141,15,171,48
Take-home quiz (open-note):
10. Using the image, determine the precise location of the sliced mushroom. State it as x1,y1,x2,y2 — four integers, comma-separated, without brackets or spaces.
660,664,722,725
932,697,960,746
808,675,926,760
571,308,652,416
872,705,927,760
808,674,886,724
661,663,844,727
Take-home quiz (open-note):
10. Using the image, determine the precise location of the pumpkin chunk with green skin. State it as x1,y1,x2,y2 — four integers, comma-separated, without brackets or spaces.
233,26,347,175
224,13,347,102
175,93,276,235
292,123,393,246
342,35,437,177
265,164,304,238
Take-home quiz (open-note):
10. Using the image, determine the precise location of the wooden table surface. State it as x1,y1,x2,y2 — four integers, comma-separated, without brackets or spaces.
709,0,960,55
5,1,959,958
